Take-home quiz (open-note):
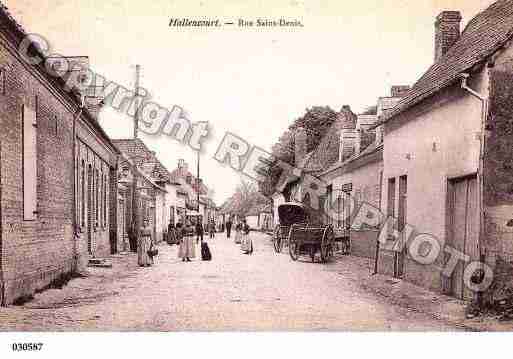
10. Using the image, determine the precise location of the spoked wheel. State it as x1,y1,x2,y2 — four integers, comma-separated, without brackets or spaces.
320,225,335,263
273,226,283,253
289,239,299,261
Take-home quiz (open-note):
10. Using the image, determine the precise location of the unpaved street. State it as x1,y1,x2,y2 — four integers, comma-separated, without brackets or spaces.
0,232,469,331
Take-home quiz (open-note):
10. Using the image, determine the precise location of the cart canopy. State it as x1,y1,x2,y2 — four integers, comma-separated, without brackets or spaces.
277,202,307,226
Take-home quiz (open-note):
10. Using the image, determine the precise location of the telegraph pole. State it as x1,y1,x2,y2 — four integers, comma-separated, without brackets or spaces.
134,64,140,139
197,149,201,240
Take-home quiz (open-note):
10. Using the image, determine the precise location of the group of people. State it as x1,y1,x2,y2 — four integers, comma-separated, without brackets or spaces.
138,217,253,268
226,218,253,255
166,219,217,262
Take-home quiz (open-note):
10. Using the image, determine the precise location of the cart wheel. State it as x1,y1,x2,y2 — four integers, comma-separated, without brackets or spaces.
320,225,335,263
273,226,282,253
289,239,299,261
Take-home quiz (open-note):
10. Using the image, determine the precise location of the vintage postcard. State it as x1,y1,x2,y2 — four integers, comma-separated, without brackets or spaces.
0,0,512,356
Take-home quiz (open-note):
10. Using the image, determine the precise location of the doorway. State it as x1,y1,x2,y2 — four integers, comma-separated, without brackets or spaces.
396,175,407,278
445,175,479,300
87,164,92,255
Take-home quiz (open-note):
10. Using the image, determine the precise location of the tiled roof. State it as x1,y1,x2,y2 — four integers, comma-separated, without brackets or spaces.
301,111,354,173
112,138,171,182
321,141,383,176
168,167,208,195
381,0,513,125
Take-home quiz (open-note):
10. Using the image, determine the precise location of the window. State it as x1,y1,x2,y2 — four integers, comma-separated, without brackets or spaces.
99,170,102,227
326,184,333,225
81,161,85,226
95,169,99,226
23,104,37,220
387,178,396,239
103,173,107,226
387,178,396,218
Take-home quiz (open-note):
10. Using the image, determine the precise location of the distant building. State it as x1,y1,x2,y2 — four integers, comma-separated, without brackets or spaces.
169,159,215,226
112,139,169,245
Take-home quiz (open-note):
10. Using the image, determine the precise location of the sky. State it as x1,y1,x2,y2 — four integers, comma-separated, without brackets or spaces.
4,0,496,204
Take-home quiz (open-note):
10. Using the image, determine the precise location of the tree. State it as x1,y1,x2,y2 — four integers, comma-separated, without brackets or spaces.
224,180,270,218
258,106,338,197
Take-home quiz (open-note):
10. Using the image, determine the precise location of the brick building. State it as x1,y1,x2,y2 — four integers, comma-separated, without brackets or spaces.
0,5,118,305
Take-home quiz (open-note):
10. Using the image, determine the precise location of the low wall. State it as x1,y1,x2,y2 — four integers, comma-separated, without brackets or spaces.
350,230,378,259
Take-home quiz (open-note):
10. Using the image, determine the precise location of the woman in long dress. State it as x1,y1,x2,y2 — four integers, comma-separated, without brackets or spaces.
234,221,242,244
240,219,253,254
178,221,196,262
167,221,177,245
138,219,153,267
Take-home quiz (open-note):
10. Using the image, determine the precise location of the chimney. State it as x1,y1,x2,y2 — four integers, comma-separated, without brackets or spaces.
339,128,358,162
434,11,462,62
54,56,105,120
294,127,307,167
339,105,357,129
375,126,384,144
355,130,362,155
150,151,157,162
178,159,188,176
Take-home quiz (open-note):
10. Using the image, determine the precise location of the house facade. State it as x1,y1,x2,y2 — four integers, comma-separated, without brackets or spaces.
112,139,168,246
0,5,118,305
320,90,406,259
169,158,215,227
377,4,513,302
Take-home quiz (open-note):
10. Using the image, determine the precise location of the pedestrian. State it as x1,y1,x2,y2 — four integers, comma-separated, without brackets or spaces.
175,222,184,245
167,221,177,245
178,221,196,262
195,218,204,244
138,218,153,267
234,220,242,244
209,219,216,239
240,219,253,255
129,220,137,252
226,218,232,238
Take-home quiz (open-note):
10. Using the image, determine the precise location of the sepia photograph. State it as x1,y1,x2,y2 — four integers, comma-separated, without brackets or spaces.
0,0,512,356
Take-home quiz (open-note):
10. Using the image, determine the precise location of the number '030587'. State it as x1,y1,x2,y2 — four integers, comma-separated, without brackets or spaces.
11,343,43,351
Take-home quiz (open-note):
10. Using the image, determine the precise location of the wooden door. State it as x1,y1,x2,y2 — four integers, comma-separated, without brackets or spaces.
446,176,479,300
396,175,407,278
117,199,125,253
87,165,92,254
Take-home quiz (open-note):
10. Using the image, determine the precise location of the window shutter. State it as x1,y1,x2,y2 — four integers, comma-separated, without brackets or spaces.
23,105,37,220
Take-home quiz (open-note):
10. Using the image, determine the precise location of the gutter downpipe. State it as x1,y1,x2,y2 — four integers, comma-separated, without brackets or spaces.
459,72,489,308
72,95,85,273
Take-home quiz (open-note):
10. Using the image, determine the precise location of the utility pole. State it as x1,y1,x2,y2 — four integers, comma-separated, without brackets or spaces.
134,64,140,139
197,150,201,239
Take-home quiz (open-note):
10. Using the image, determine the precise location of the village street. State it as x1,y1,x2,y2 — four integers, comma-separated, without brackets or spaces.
0,232,484,331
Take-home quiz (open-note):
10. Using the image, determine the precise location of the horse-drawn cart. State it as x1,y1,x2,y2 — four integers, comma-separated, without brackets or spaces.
273,202,335,263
